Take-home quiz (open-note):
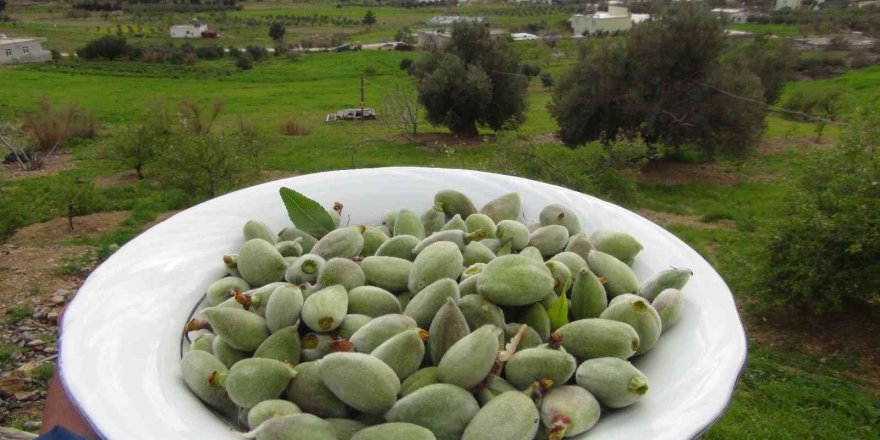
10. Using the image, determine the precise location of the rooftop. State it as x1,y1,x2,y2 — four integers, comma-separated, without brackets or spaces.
0,36,46,46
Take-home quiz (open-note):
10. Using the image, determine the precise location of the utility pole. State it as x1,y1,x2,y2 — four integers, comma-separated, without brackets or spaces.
360,76,365,122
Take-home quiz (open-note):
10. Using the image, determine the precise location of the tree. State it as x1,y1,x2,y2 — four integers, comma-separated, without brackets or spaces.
179,97,225,135
236,51,254,70
382,83,420,137
269,22,286,42
551,3,767,156
57,176,99,231
411,22,528,137
726,36,797,104
395,27,415,44
111,100,170,180
160,132,247,199
757,109,880,313
0,0,6,14
363,10,376,26
77,35,131,60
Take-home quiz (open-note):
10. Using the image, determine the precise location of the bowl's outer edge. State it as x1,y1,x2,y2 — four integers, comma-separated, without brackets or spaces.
59,166,748,440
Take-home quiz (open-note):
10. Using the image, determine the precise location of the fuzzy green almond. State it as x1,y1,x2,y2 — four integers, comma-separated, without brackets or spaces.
360,256,413,292
347,286,402,317
180,351,235,413
570,268,607,320
394,209,426,239
202,307,269,352
243,220,278,245
253,326,301,366
576,357,649,408
440,214,468,232
599,298,662,356
556,318,640,360
462,390,540,440
476,254,554,306
224,357,297,409
327,418,368,440
360,227,390,257
465,213,497,238
206,277,251,307
211,336,249,368
437,325,501,390
246,399,302,430
286,361,351,418
401,367,440,397
495,220,530,251
404,278,460,329
480,192,521,223
245,413,335,440
408,241,464,293
539,203,582,236
385,383,480,440
652,288,684,331
587,250,639,298
375,235,420,261
319,352,401,415
503,344,576,390
189,332,215,353
336,314,373,340
429,298,471,366
435,189,478,218
421,203,447,236
301,284,348,332
352,423,437,440
589,229,643,263
639,268,693,301
540,385,601,439
311,226,365,260
238,239,288,287
529,225,570,258
371,327,427,381
277,228,318,254
284,254,326,286
265,285,303,333
349,313,418,353
318,258,366,291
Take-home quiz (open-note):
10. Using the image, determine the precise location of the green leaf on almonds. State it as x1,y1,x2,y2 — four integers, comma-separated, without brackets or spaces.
547,293,569,332
279,187,334,238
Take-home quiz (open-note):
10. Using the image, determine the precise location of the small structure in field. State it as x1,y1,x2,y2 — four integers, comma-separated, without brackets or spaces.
417,28,509,47
425,16,485,27
570,6,648,37
0,34,52,65
170,21,209,39
325,108,377,122
511,32,539,41
711,8,749,23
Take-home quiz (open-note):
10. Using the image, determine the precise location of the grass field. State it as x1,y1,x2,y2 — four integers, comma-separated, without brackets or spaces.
1,1,878,437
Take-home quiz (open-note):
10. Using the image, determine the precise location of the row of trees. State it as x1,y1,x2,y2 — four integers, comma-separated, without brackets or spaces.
408,4,793,159
109,97,268,198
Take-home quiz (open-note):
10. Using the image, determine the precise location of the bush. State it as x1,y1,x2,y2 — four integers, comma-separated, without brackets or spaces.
279,119,311,136
539,72,554,89
399,58,413,71
236,52,254,70
269,22,285,42
757,110,880,313
245,45,268,61
520,63,541,77
286,51,302,62
77,35,131,60
492,132,661,203
196,45,225,60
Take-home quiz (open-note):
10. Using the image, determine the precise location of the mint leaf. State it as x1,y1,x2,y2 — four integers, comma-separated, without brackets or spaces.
547,293,569,332
279,187,334,238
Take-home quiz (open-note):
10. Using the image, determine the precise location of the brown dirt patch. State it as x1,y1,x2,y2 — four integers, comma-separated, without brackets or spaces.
746,304,880,390
7,212,132,247
0,152,74,181
636,208,736,230
524,132,559,145
639,160,751,186
94,170,140,189
757,136,834,155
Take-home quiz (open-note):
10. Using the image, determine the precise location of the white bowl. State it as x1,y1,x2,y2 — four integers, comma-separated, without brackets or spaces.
60,167,746,440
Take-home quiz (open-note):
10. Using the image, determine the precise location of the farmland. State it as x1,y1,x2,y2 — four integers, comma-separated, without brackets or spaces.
1,0,879,437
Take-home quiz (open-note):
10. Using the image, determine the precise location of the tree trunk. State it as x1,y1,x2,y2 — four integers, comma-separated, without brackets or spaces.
136,164,144,180
454,120,479,138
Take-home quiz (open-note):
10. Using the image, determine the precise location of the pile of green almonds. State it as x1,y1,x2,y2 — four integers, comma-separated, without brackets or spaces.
181,189,692,440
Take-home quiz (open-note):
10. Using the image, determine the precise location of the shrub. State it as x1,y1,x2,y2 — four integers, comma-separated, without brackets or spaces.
196,44,225,60
539,72,554,89
520,63,541,77
236,52,254,70
757,110,880,313
269,22,285,41
57,175,100,231
279,118,311,136
286,51,302,62
77,35,131,60
245,45,268,61
399,57,413,72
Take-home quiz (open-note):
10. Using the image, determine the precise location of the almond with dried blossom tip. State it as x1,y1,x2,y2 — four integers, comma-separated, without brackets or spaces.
238,239,288,287
435,189,478,218
540,385,601,439
180,351,235,413
206,277,250,307
538,203,581,236
202,307,269,352
311,226,365,259
462,390,540,440
301,284,348,332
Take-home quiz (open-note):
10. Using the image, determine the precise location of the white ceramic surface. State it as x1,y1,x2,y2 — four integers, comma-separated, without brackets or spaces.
60,167,746,440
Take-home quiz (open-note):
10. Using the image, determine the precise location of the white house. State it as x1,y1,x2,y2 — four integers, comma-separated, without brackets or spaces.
170,22,208,39
0,34,52,65
570,6,647,37
775,0,824,9
711,8,749,23
511,32,539,41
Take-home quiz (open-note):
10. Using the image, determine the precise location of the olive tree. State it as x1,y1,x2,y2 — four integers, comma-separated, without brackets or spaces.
411,22,528,137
